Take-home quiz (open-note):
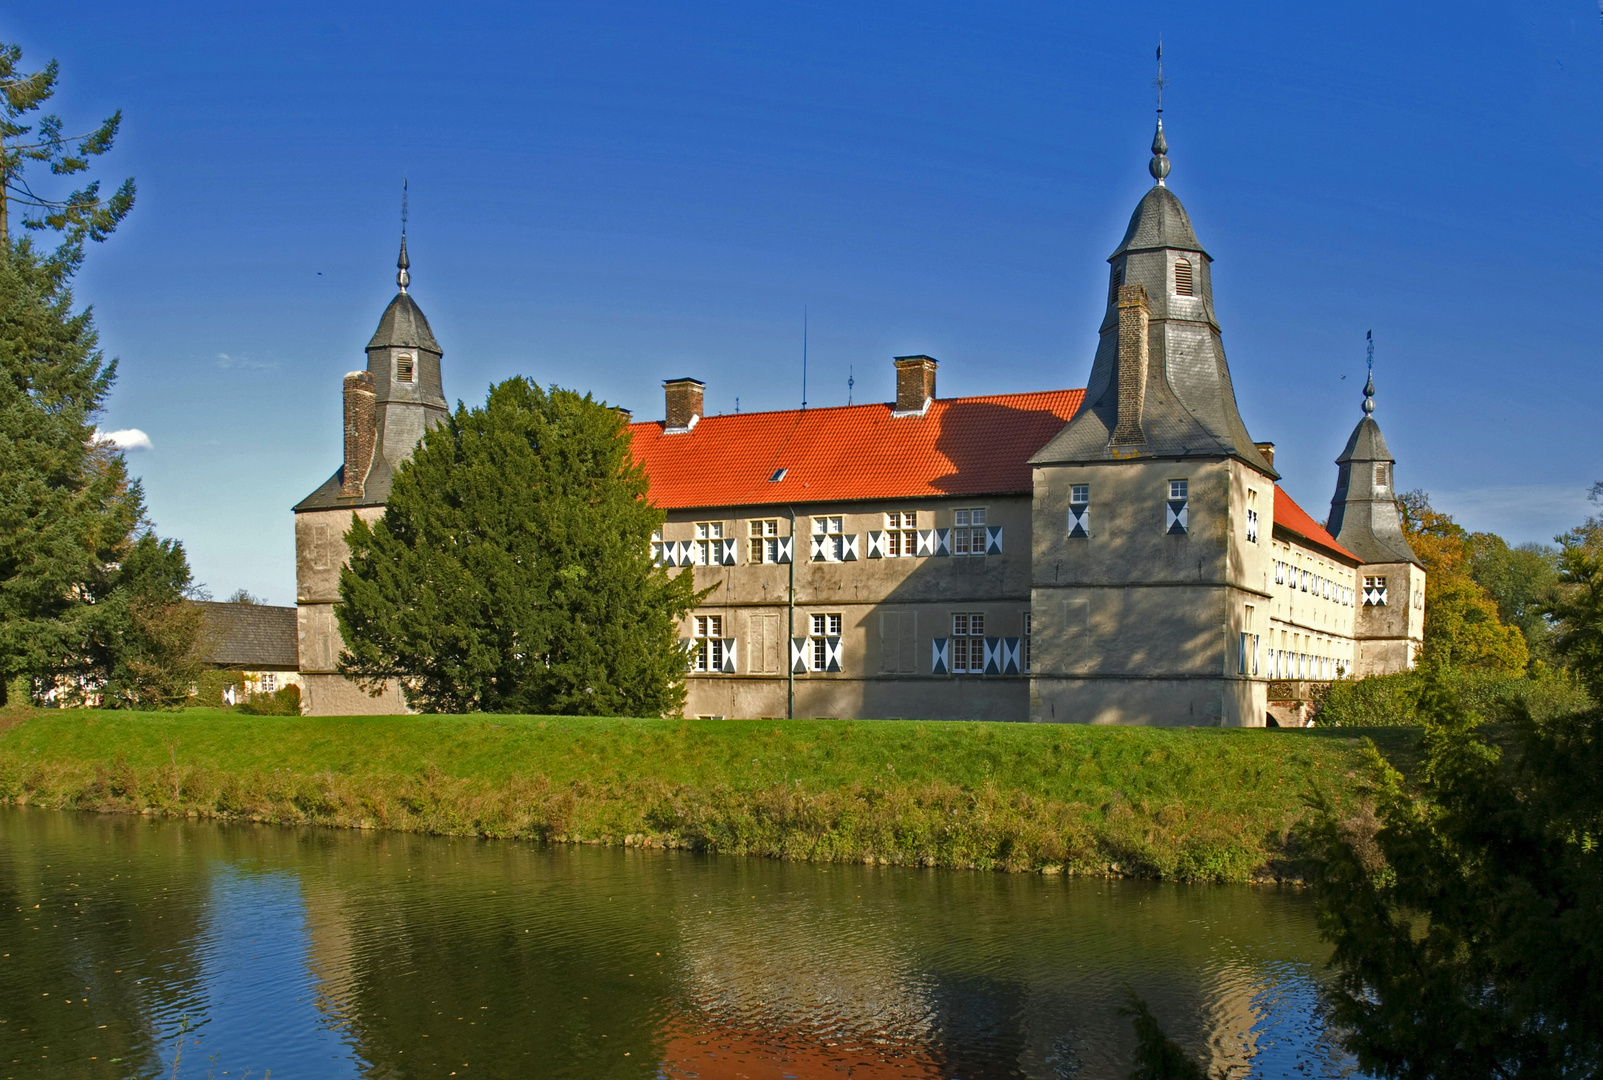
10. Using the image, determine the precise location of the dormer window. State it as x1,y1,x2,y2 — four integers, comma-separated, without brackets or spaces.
1173,258,1194,297
396,354,415,383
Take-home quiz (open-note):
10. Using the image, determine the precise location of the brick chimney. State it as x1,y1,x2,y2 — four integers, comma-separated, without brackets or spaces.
1255,441,1276,469
340,371,377,498
892,355,937,415
1110,284,1149,446
663,378,703,432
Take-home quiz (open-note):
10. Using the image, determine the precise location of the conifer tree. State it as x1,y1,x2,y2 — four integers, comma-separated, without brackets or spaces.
338,377,706,715
0,41,197,706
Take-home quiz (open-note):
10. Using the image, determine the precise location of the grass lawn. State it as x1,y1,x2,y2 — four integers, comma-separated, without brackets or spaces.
0,709,1419,882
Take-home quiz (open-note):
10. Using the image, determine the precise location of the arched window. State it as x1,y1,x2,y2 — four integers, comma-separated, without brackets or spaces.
1173,258,1194,296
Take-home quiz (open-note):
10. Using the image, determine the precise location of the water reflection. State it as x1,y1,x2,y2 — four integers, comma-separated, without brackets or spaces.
0,808,1361,1079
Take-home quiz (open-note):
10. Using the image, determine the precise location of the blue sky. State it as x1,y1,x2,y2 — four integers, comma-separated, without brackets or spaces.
11,1,1602,603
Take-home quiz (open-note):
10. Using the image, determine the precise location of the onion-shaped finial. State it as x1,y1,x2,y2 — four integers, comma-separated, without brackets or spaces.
1149,118,1171,183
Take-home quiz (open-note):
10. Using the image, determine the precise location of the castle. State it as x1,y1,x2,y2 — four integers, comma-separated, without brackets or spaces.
293,119,1424,724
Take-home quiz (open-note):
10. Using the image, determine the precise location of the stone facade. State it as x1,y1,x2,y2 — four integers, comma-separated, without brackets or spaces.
291,126,1424,724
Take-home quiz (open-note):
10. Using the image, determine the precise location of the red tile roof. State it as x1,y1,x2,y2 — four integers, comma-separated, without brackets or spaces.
1273,485,1360,564
629,390,1085,509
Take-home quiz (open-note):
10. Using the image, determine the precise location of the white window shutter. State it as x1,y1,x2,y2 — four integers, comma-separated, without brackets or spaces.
916,530,935,556
1068,506,1089,538
867,530,885,558
680,638,695,672
824,636,843,672
1002,637,1020,674
720,538,736,565
841,534,860,561
931,638,949,674
776,536,793,564
983,637,1002,674
985,526,1003,555
1166,500,1188,534
790,637,809,673
935,528,951,556
721,638,737,673
811,535,829,562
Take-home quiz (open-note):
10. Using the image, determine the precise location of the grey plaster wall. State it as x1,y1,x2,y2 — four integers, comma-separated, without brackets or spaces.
1029,457,1275,726
670,495,1034,720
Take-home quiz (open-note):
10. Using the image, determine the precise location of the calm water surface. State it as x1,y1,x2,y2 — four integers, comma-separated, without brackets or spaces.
0,807,1363,1079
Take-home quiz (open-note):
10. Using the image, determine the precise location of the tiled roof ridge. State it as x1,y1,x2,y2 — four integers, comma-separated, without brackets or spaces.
626,387,1083,428
1273,484,1361,565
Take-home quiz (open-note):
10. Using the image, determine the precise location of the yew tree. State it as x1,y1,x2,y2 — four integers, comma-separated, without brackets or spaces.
338,377,703,715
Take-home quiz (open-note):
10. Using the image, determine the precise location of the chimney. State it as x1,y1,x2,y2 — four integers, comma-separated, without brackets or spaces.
892,355,937,415
340,371,377,498
1255,441,1276,469
614,406,633,423
1110,284,1149,446
663,378,704,432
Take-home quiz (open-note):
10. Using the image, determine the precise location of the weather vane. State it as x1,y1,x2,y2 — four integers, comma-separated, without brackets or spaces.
1155,41,1166,115
397,177,411,293
1363,330,1376,415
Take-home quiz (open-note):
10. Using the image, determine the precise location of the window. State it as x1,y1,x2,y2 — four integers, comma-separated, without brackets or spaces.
1068,485,1090,538
812,516,844,561
884,511,918,556
1110,266,1123,302
1246,490,1259,544
1375,462,1390,492
749,519,780,563
1364,575,1389,606
810,612,843,671
692,615,724,672
1022,612,1032,673
951,612,985,674
1167,479,1189,535
1274,559,1286,585
691,521,724,565
651,527,665,564
395,354,415,382
259,673,277,694
953,508,987,555
1174,258,1194,297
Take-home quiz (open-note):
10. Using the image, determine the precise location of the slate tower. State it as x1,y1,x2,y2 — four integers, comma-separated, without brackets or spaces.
1327,370,1426,674
292,234,447,715
1028,118,1279,725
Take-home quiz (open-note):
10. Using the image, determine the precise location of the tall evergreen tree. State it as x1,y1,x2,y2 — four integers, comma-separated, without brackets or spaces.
338,377,706,715
0,41,196,707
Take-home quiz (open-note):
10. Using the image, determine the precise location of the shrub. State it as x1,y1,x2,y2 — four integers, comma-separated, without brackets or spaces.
239,684,301,716
1316,668,1593,728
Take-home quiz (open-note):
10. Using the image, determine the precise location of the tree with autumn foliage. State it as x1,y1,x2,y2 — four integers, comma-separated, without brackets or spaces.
1396,490,1528,675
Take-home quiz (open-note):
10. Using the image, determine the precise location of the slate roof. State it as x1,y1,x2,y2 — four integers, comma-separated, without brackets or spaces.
367,292,441,354
1110,185,1207,259
1273,485,1361,565
628,390,1086,509
196,602,299,669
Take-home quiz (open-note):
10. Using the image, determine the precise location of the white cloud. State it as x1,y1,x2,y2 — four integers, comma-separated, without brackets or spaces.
99,428,153,451
215,352,277,371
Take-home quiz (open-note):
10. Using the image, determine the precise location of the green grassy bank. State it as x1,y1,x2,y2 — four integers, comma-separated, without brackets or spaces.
0,710,1418,882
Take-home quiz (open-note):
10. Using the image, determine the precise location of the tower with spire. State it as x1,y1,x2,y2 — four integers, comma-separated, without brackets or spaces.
291,201,448,715
1327,341,1426,675
1028,74,1281,727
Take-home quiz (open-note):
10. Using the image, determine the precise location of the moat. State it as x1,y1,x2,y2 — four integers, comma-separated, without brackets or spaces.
1,807,1366,1079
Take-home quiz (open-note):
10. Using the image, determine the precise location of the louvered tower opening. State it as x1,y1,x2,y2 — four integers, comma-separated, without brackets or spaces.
1173,258,1194,296
1109,266,1123,302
